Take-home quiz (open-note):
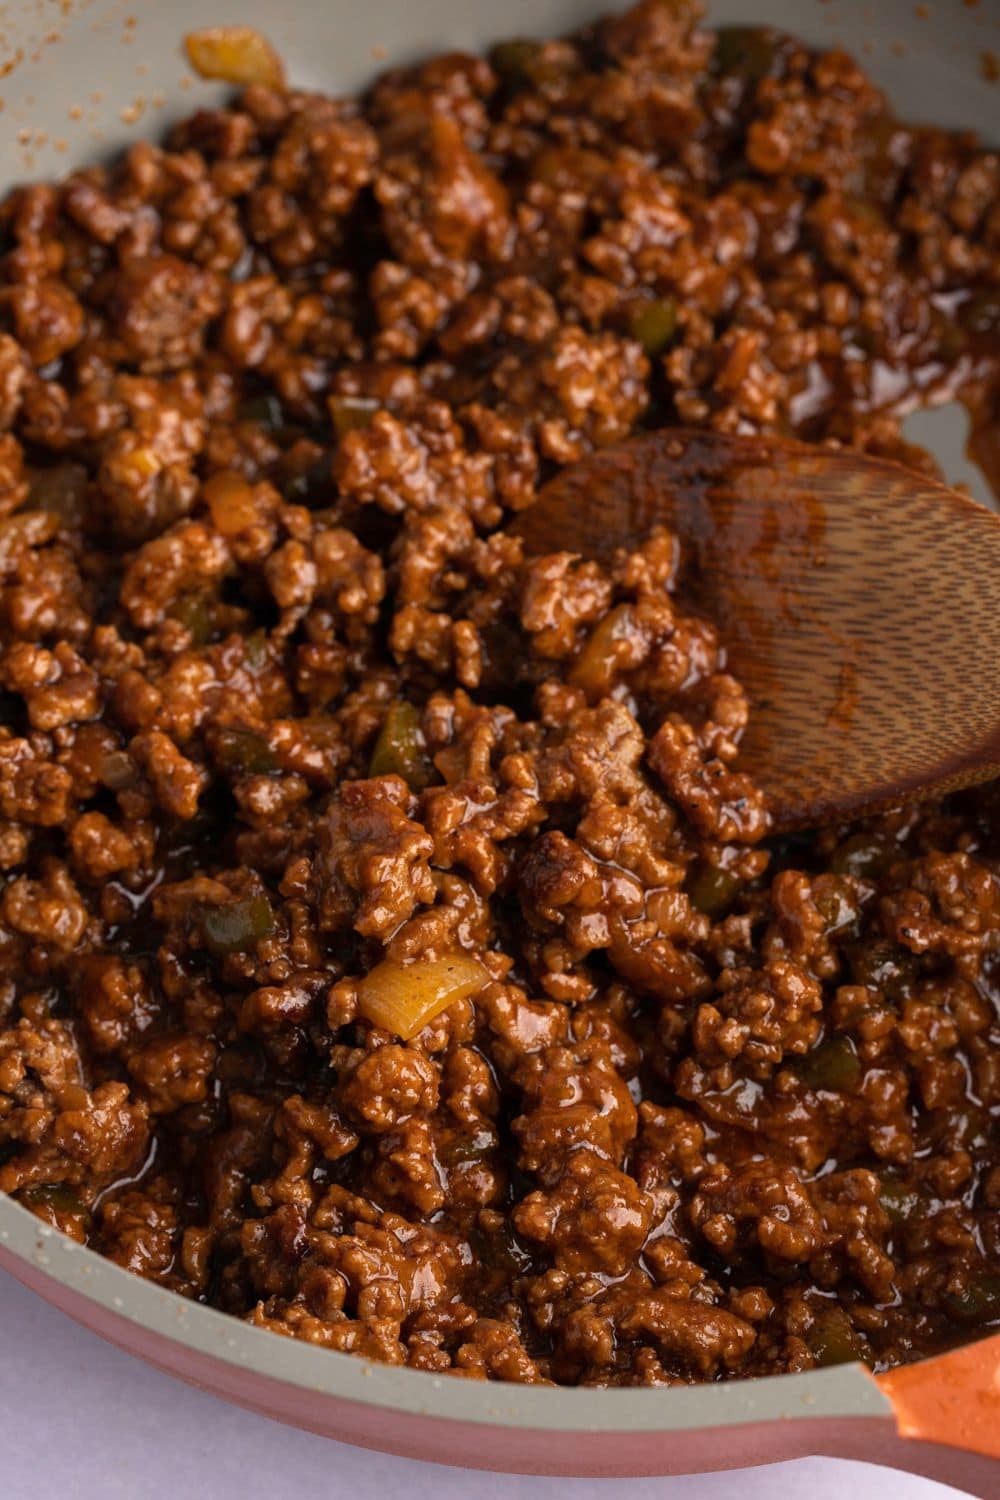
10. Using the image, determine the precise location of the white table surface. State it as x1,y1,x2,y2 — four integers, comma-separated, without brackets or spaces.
0,1269,973,1500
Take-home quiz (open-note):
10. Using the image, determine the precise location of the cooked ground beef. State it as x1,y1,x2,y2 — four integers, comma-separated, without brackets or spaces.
1,0,999,1387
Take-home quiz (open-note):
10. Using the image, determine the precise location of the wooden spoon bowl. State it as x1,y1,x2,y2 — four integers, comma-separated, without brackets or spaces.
514,430,1000,830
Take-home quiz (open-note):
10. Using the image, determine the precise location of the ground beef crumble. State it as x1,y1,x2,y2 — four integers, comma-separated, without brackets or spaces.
1,1,999,1387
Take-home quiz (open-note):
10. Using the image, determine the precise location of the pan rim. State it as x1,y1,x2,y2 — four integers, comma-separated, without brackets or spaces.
0,1190,894,1432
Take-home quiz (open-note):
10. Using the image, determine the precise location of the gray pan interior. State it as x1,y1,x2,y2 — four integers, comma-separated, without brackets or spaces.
0,0,996,1434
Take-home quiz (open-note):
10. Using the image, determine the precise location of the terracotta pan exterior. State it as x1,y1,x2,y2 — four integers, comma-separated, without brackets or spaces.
1,0,999,1489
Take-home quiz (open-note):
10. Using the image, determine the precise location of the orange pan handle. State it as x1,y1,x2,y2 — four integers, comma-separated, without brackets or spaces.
876,1331,1000,1461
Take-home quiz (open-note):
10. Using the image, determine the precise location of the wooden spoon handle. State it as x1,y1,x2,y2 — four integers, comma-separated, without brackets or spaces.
875,1331,1000,1463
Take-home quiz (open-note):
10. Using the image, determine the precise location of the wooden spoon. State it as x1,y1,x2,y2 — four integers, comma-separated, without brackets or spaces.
514,429,1000,831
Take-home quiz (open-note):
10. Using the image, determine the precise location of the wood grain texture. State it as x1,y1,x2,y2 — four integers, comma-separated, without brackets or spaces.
515,430,1000,830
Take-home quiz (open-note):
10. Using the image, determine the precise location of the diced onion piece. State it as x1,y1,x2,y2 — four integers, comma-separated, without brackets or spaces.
569,603,645,703
357,953,489,1041
203,470,262,537
184,27,286,89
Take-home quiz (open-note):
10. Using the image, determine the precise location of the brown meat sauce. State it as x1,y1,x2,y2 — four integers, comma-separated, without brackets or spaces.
1,1,999,1385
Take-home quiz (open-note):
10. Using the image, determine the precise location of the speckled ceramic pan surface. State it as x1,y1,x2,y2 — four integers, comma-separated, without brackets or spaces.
0,0,999,1486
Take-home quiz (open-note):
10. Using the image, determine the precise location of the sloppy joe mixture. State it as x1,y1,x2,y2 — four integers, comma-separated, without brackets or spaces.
1,1,999,1386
